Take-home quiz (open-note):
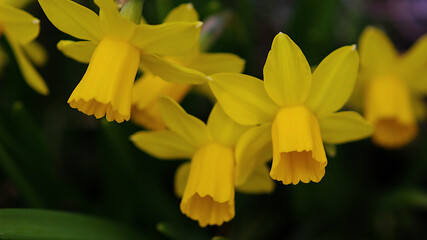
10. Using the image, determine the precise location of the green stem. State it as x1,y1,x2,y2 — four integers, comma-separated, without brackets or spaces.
120,0,144,24
0,142,43,207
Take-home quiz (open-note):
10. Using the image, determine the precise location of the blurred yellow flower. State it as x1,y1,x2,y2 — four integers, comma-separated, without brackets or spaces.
131,97,274,227
0,1,48,95
39,0,203,122
209,32,373,185
352,26,427,148
131,3,245,130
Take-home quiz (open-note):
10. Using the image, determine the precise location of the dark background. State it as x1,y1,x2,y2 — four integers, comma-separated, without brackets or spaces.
0,0,426,239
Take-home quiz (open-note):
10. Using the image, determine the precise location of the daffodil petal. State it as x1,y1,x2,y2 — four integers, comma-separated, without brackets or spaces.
158,96,211,147
190,53,245,75
94,0,136,40
209,73,279,126
398,34,427,80
140,53,207,84
132,22,202,56
359,26,398,75
174,162,191,198
131,73,192,130
57,40,97,63
7,35,49,95
236,164,274,194
164,3,199,23
207,104,248,147
319,111,373,144
0,2,39,44
38,0,103,42
263,32,311,106
22,41,47,67
130,130,195,159
305,45,359,116
235,123,272,186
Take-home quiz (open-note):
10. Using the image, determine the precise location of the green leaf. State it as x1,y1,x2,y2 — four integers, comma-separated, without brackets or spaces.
0,209,144,240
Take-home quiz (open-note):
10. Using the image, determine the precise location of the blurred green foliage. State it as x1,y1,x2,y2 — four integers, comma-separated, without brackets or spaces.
0,0,426,239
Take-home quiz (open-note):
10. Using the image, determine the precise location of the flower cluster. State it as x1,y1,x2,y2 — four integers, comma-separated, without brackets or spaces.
2,0,426,229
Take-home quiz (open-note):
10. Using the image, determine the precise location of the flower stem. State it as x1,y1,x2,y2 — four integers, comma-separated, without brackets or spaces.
120,0,144,24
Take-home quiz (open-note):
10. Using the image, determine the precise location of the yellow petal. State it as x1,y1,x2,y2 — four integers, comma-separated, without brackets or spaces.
174,162,191,198
359,26,398,76
0,2,39,44
207,104,248,147
235,123,272,186
38,0,103,42
94,0,136,40
140,53,207,84
181,143,235,227
130,130,195,159
132,74,182,110
271,105,327,185
131,73,192,130
398,34,427,81
7,35,48,95
209,73,279,125
132,22,202,56
68,37,140,123
364,76,418,148
189,53,245,76
164,3,199,23
22,41,47,67
305,45,359,116
57,40,97,64
166,45,200,65
319,111,373,144
263,32,312,106
346,70,369,112
158,96,211,147
236,164,274,194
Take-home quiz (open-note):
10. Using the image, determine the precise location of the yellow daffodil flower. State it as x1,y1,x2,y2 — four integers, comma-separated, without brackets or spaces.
209,32,373,185
352,26,427,148
131,3,245,130
131,97,274,227
0,1,48,95
39,0,204,122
